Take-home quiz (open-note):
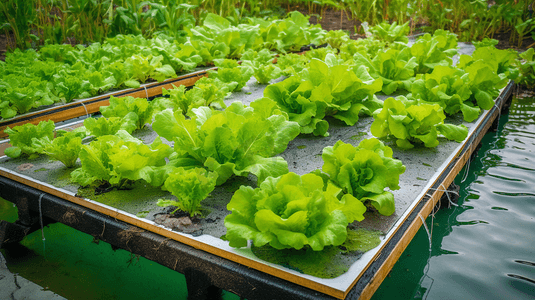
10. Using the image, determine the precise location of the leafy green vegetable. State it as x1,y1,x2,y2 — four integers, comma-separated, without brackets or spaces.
42,130,85,168
263,76,329,136
157,167,218,217
71,131,173,188
100,96,155,130
462,60,507,111
263,53,383,136
459,46,519,81
224,172,366,251
339,38,386,62
320,139,405,216
84,115,138,137
353,47,417,95
208,59,253,92
153,77,231,115
123,54,177,87
371,96,469,149
472,38,499,49
255,11,325,53
321,30,350,49
152,102,300,185
275,53,309,76
369,21,409,45
3,120,55,159
410,65,479,122
241,49,281,84
517,48,535,89
410,29,458,74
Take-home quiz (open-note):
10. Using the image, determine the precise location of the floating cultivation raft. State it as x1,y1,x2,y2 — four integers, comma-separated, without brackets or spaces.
0,63,514,299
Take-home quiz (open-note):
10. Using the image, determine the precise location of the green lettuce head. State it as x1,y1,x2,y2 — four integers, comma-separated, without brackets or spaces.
321,139,406,216
225,172,366,251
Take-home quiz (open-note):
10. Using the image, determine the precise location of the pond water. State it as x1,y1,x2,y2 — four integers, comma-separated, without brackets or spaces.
1,96,534,299
373,96,535,300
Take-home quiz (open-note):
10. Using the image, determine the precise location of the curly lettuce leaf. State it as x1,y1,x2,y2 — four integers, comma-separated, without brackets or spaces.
4,120,55,159
43,131,84,168
353,47,417,95
84,114,137,136
153,102,300,185
225,172,366,251
71,131,173,188
157,167,218,217
321,139,405,216
371,97,468,149
100,96,154,130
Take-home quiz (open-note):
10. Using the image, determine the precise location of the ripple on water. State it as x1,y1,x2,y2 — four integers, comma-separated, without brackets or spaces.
374,97,535,300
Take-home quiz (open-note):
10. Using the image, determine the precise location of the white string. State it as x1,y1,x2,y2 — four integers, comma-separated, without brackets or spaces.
80,102,89,118
427,184,459,208
493,103,501,128
418,214,432,250
417,212,435,299
143,85,149,100
38,193,46,258
461,142,473,183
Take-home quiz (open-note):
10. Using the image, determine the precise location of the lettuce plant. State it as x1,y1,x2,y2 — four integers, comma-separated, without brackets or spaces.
458,46,519,81
353,47,417,95
241,49,281,84
123,54,177,88
275,53,309,76
263,54,383,136
208,59,253,92
154,77,231,115
321,30,350,49
371,96,469,149
410,29,458,74
256,11,325,53
4,120,55,159
42,130,85,168
411,65,477,121
84,115,137,137
100,96,155,130
71,130,173,188
339,38,386,62
369,21,409,45
152,101,300,185
157,167,218,217
262,76,329,136
224,172,366,251
189,13,259,59
320,139,405,216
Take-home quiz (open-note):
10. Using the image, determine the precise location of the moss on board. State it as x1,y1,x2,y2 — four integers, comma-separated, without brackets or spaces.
251,228,381,278
76,181,169,215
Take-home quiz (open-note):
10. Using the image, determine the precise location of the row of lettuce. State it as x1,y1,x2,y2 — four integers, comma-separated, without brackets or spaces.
1,25,531,252
0,11,324,120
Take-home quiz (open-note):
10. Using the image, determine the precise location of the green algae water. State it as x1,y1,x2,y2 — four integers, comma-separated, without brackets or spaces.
1,96,534,299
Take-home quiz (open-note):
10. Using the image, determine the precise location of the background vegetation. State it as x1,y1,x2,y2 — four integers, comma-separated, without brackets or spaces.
1,0,534,51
